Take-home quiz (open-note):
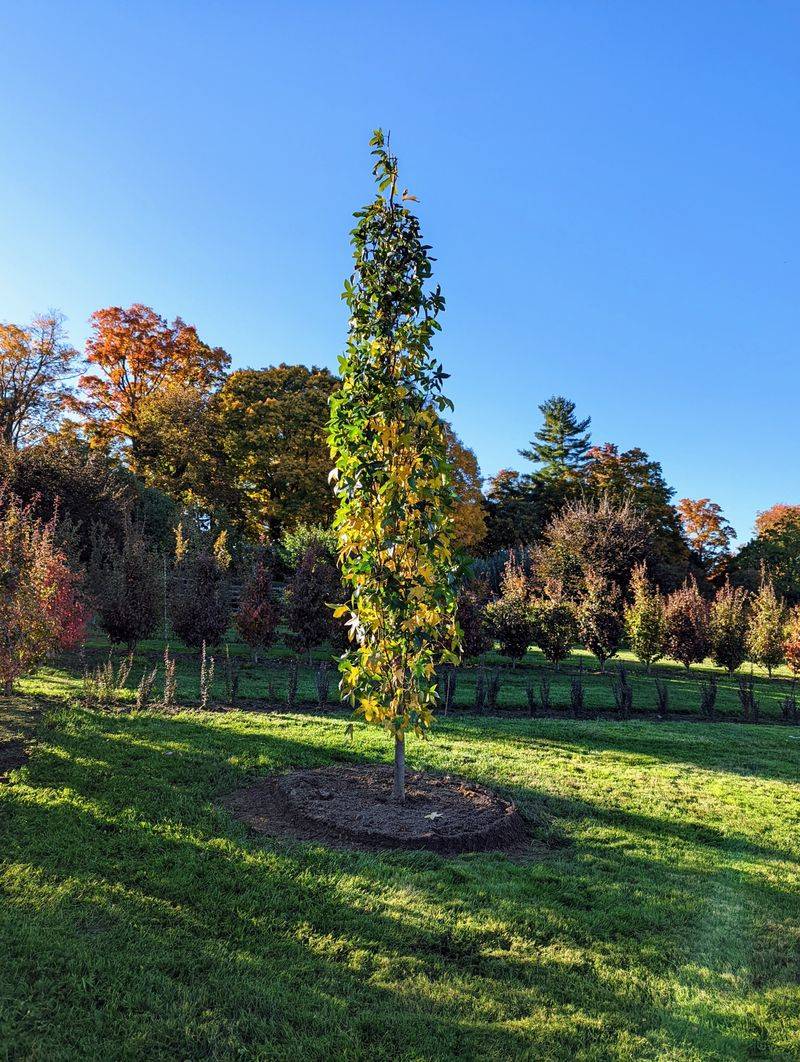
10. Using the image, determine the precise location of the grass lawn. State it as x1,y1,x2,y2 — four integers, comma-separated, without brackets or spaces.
1,688,799,1058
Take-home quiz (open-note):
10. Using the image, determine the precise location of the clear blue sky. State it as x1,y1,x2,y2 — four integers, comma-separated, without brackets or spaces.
1,1,797,541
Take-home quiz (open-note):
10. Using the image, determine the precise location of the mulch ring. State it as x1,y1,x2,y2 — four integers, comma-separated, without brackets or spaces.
223,764,530,856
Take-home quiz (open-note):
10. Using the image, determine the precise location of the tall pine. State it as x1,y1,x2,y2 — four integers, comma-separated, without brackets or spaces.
520,396,591,483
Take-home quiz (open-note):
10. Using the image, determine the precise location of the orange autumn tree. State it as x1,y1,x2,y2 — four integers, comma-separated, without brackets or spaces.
77,304,229,466
677,497,736,574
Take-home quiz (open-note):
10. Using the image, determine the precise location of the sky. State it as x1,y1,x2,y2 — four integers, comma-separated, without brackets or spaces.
1,1,798,541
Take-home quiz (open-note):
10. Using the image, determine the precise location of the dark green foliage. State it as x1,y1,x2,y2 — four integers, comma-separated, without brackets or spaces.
169,550,231,649
90,521,161,649
520,395,591,483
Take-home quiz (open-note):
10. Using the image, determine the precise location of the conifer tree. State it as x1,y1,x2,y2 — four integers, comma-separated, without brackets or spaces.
520,396,591,483
329,131,459,801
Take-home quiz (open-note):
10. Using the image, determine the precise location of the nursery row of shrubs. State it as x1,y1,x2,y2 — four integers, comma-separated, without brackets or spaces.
458,557,800,678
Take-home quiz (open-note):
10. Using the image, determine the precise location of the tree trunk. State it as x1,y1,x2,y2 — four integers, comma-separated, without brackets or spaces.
3,678,12,696
393,734,405,802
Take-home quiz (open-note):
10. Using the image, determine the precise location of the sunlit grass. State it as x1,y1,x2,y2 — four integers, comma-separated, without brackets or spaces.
1,703,798,1058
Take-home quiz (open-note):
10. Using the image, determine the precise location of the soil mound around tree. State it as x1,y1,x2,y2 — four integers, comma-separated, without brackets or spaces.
224,764,529,855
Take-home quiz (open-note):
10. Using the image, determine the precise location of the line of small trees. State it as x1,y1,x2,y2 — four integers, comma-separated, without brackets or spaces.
463,554,800,678
88,520,346,662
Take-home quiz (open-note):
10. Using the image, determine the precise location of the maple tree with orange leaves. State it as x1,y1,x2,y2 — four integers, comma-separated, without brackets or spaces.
75,304,229,463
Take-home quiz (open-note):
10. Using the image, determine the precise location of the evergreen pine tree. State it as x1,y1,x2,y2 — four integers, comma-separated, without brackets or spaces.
520,396,591,483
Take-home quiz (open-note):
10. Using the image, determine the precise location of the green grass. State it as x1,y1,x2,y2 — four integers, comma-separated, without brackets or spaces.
32,631,800,723
1,692,799,1058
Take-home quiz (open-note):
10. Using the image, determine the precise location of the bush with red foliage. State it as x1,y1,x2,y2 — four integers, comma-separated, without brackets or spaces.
235,548,279,660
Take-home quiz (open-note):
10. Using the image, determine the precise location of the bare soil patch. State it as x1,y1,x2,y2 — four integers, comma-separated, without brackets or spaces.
223,764,529,855
0,699,40,782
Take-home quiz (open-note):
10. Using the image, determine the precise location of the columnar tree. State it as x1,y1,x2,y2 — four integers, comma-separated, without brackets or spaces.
625,563,666,672
664,580,712,670
485,557,535,665
234,546,279,662
90,520,161,649
784,607,800,677
747,576,786,676
709,582,749,675
530,593,578,670
284,544,343,661
578,574,624,672
329,130,459,801
169,545,231,649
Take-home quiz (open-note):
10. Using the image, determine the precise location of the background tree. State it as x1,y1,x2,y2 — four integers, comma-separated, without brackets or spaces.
677,497,736,575
0,312,78,448
733,504,800,604
625,563,666,672
584,443,689,586
77,304,229,463
0,493,87,693
520,395,591,484
329,130,460,801
530,593,577,670
483,469,552,553
443,423,487,555
90,520,161,649
535,496,651,597
214,364,338,541
664,581,711,669
747,576,786,676
485,557,535,664
235,546,279,661
279,521,337,571
578,574,624,672
283,544,343,661
709,582,749,675
169,547,231,649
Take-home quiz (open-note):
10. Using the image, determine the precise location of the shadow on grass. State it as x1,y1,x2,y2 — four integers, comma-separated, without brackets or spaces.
1,707,797,1058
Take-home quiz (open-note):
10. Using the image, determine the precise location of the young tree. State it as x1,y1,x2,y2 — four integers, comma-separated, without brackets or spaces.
169,548,232,649
0,312,78,448
234,546,279,661
77,304,229,463
784,607,800,677
578,574,624,672
530,594,578,670
709,582,749,675
664,580,712,669
280,521,337,570
283,544,343,661
90,521,161,649
485,557,535,664
520,396,591,483
0,493,88,693
747,577,787,676
676,497,736,574
328,130,459,801
625,563,666,672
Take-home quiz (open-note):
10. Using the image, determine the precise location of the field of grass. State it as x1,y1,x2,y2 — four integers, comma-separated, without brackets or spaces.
1,676,799,1058
30,630,800,724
